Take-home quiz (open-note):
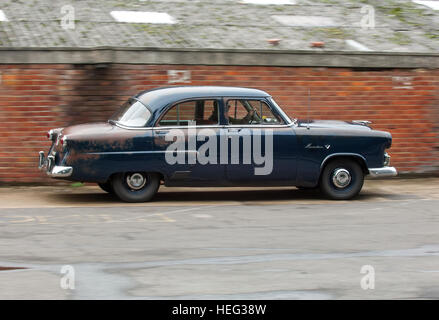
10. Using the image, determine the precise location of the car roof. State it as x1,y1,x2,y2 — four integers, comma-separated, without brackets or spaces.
135,86,270,111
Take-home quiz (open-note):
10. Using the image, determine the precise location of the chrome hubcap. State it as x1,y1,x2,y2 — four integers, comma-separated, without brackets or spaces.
126,173,147,190
332,168,351,189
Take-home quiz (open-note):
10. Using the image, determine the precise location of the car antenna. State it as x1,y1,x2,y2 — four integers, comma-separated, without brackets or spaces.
307,88,311,130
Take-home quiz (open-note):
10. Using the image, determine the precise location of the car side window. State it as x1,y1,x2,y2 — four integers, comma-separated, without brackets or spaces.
157,99,220,127
225,99,284,125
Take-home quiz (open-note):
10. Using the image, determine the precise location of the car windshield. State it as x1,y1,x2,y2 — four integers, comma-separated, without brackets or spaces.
109,98,151,127
268,97,294,124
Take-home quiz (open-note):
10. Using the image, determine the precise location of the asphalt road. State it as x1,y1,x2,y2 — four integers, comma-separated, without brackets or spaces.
0,178,438,299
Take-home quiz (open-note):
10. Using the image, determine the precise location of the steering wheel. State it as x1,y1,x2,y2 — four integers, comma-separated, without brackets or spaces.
248,109,258,124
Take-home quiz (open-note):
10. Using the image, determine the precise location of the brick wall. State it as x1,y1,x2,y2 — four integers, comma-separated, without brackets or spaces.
0,64,438,183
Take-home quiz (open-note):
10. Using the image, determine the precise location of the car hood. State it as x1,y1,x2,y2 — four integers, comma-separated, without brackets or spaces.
297,119,372,131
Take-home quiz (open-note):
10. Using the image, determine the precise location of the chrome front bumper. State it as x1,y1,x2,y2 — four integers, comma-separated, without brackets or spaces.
38,151,73,178
368,166,397,178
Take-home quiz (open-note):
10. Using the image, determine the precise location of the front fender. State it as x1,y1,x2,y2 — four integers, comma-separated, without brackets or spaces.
294,126,391,187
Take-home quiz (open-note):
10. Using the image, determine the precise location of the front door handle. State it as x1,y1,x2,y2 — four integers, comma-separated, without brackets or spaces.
227,128,242,134
227,128,243,139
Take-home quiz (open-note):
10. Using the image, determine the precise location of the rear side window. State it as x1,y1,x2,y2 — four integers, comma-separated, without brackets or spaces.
157,100,219,126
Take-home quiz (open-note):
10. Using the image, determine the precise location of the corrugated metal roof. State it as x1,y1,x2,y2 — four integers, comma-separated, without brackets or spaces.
0,0,437,53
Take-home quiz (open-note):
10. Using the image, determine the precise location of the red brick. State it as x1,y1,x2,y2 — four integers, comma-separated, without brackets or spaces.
0,64,438,183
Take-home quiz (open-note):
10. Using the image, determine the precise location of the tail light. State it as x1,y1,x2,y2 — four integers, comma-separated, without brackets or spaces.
46,130,54,141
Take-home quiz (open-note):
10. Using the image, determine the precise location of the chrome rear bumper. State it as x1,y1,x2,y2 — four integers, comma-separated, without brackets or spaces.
368,166,397,178
49,165,73,178
38,151,73,178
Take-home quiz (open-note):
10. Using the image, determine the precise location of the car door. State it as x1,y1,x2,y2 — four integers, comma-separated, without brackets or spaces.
153,98,226,185
223,98,298,185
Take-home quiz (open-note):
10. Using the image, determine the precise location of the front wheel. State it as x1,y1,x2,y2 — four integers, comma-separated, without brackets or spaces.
111,172,160,203
320,159,364,200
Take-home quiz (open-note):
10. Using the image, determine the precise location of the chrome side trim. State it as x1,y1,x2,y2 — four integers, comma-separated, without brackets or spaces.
114,123,296,131
88,150,198,155
114,123,222,130
368,166,397,178
222,123,294,129
320,153,367,169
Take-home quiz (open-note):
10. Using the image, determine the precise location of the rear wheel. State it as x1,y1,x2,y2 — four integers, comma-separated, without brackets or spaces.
111,172,160,202
320,159,364,200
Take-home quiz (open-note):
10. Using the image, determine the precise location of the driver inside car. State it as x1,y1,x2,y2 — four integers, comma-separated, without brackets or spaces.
225,101,256,125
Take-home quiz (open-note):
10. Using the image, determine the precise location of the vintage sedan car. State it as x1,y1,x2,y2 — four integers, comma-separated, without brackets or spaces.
38,86,397,202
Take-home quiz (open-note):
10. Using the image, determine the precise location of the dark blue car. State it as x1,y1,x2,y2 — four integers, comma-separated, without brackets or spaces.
39,86,397,202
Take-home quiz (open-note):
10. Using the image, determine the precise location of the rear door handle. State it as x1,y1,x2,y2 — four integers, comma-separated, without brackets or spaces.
155,130,170,135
